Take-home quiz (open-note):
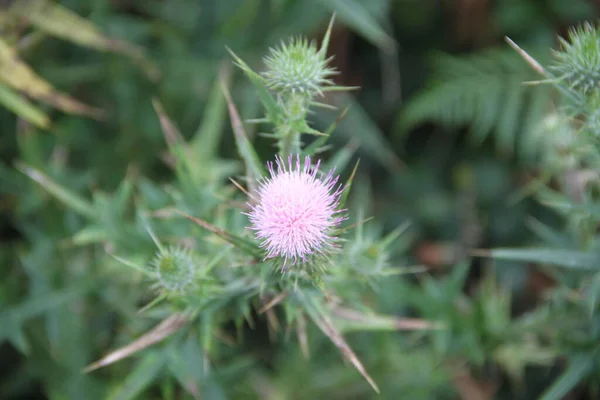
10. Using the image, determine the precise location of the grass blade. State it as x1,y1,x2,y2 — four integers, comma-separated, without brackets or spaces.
0,37,103,118
472,248,600,271
539,354,594,400
16,162,96,219
0,83,50,128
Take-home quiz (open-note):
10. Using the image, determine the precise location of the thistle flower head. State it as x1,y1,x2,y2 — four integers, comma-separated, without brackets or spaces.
552,22,600,95
151,246,195,292
247,155,345,266
262,37,337,97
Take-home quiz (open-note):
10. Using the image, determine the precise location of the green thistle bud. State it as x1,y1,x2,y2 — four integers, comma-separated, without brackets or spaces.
552,22,600,95
151,246,196,292
262,37,337,97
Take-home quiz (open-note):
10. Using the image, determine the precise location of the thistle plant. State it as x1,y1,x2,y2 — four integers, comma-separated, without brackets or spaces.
478,22,600,399
13,14,438,396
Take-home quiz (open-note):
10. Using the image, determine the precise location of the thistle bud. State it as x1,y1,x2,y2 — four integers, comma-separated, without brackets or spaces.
151,246,196,292
262,37,336,98
552,23,600,96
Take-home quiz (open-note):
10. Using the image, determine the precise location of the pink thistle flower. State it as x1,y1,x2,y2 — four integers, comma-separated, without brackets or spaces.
247,154,345,266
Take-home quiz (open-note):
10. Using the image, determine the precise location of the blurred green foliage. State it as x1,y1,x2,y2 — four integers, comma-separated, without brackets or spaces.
2,0,600,399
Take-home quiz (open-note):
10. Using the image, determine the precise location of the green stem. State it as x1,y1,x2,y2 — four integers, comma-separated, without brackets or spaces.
279,125,301,157
277,93,310,156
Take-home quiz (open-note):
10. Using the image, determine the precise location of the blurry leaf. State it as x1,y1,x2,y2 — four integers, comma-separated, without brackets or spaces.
220,70,266,189
227,48,280,125
72,225,109,246
396,49,553,161
84,313,189,372
472,248,600,271
107,351,166,400
539,354,594,400
321,139,358,172
16,162,96,219
537,186,600,220
302,105,350,156
328,92,402,172
16,126,46,167
191,65,229,160
331,306,443,332
525,217,572,247
151,98,198,187
0,37,103,118
166,333,229,400
338,159,359,211
109,253,153,277
586,272,600,316
298,290,380,393
493,341,556,383
0,83,50,128
10,0,159,80
113,177,135,218
167,335,205,399
218,0,260,38
314,0,394,50
7,329,29,354
0,279,94,344
451,367,497,400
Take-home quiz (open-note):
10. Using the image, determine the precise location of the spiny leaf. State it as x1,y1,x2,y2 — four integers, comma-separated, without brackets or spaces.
84,313,189,372
298,290,380,393
319,13,337,58
106,352,166,400
227,47,280,124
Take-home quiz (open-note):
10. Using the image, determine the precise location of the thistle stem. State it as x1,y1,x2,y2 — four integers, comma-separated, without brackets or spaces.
278,93,308,156
279,125,301,157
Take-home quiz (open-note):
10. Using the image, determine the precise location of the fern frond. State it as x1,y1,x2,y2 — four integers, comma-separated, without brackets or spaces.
396,48,557,162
